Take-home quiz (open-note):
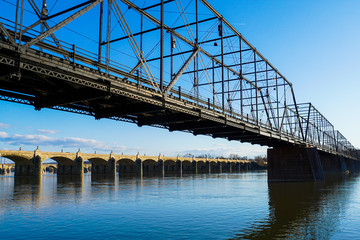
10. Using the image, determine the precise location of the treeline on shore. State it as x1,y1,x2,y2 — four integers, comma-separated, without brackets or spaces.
182,153,267,170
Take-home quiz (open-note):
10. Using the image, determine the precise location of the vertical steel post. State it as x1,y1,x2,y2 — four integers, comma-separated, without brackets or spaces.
170,33,173,79
106,0,112,74
220,20,224,112
304,103,311,141
276,73,279,129
18,0,25,47
140,14,143,78
195,0,199,102
212,60,215,108
14,0,20,42
227,69,230,112
239,37,243,117
160,0,164,93
98,1,103,70
254,50,258,123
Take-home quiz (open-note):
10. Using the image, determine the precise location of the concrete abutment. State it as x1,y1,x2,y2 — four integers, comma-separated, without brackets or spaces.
268,146,360,182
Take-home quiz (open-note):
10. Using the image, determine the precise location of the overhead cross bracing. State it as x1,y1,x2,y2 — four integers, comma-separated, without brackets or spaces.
0,0,358,159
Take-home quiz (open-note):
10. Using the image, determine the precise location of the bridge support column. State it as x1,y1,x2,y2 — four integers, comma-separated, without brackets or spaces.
105,158,117,175
267,147,324,182
192,161,198,174
338,156,347,172
14,156,42,176
235,162,241,172
135,159,143,176
58,158,83,176
158,160,164,176
92,159,116,175
228,162,232,173
344,158,359,173
31,156,42,176
320,153,347,173
206,161,211,174
92,164,105,175
217,162,222,173
57,165,74,175
176,160,182,175
15,164,29,176
74,157,84,175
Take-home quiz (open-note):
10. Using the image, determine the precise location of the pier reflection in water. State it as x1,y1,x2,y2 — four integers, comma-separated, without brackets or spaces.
1,172,360,239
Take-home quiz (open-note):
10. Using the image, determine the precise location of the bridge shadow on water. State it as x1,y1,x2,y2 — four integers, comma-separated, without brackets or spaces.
230,173,358,240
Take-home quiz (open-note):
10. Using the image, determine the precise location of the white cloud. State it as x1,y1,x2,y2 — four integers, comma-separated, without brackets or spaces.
0,131,128,152
0,123,10,129
37,129,59,135
177,144,266,158
0,131,9,138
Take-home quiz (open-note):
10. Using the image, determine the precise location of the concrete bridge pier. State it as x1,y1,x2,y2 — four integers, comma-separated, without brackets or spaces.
15,163,31,176
206,161,211,174
217,162,222,174
14,155,42,176
31,156,42,176
92,161,116,175
235,162,241,172
268,146,324,182
158,159,164,176
176,160,183,176
320,153,347,173
57,157,84,176
227,162,232,173
106,158,117,175
91,164,104,174
344,158,360,173
192,161,198,174
135,159,143,176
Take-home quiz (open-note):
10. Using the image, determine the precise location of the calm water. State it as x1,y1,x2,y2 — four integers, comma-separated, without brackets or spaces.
1,171,360,239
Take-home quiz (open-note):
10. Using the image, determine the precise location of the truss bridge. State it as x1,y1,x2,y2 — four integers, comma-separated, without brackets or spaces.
0,0,358,181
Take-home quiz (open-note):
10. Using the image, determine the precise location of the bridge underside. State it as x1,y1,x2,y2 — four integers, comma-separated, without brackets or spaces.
0,46,299,148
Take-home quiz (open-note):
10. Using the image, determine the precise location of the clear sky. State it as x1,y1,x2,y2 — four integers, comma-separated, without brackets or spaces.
0,0,359,157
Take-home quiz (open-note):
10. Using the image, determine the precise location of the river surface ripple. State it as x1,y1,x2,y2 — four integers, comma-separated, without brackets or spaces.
1,171,360,239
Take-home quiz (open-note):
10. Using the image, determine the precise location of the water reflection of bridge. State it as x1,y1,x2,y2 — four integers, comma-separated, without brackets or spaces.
0,162,92,174
0,148,253,177
230,175,354,240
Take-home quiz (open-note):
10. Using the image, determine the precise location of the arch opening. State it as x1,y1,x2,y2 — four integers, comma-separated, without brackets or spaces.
50,157,75,165
87,157,108,165
118,158,136,174
0,157,15,174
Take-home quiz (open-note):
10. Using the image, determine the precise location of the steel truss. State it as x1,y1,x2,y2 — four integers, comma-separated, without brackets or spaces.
0,0,358,158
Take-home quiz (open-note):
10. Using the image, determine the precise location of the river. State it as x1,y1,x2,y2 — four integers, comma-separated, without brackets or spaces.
0,171,360,239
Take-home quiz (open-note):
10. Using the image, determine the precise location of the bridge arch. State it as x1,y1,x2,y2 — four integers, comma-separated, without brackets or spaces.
182,160,192,172
164,159,177,172
86,157,108,165
196,160,207,173
47,165,57,173
1,155,32,165
117,158,136,164
118,158,136,173
142,159,158,165
0,157,15,174
142,159,158,173
48,156,74,165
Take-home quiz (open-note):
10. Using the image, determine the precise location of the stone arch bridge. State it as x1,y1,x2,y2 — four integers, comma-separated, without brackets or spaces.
0,148,250,177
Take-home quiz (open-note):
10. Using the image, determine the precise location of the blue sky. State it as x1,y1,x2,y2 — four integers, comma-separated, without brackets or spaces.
0,0,359,157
